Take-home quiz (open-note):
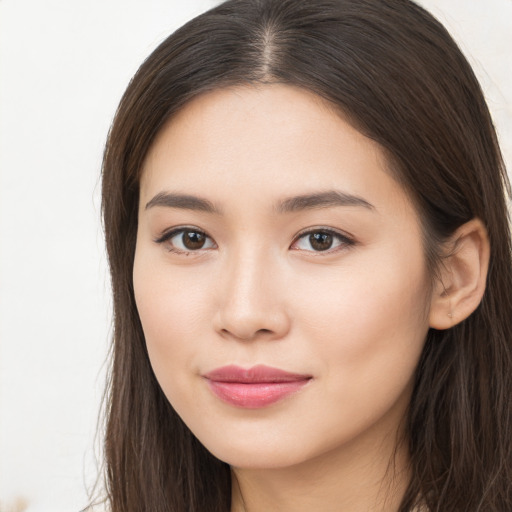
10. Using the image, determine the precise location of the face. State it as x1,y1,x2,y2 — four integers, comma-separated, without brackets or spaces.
134,84,432,469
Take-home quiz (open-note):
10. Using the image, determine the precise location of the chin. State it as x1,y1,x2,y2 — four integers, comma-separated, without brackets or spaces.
206,441,310,470
191,421,330,470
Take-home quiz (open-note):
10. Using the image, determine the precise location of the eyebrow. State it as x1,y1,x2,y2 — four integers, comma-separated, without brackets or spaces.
276,190,374,213
145,192,222,214
145,190,374,214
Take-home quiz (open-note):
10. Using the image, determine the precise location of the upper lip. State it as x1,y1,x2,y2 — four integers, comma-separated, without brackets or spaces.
203,364,312,383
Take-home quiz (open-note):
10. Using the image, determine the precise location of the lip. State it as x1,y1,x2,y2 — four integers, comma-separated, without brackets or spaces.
203,364,312,408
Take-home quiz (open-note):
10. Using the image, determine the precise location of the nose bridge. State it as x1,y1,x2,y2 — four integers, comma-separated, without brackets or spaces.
215,241,289,340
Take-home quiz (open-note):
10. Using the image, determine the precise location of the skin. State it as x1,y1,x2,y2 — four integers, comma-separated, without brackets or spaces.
133,84,441,511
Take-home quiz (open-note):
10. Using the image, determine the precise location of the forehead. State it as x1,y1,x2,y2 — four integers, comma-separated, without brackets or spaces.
140,84,409,215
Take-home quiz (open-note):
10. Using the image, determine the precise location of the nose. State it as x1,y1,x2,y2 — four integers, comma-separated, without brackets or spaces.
213,250,291,341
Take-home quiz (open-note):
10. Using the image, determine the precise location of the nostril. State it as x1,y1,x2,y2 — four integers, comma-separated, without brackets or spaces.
220,327,275,341
214,306,291,341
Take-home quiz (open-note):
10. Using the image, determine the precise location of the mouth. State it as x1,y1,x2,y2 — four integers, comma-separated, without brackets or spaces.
202,364,312,409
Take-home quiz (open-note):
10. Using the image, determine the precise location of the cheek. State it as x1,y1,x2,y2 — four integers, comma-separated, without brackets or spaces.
295,248,431,392
132,246,212,394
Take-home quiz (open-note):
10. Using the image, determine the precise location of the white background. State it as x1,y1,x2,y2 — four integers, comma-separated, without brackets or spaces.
0,1,510,511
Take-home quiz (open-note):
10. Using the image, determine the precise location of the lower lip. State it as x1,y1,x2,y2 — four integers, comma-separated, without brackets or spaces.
206,380,310,408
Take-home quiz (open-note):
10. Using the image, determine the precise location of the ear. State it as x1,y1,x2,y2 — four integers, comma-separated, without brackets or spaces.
429,218,490,330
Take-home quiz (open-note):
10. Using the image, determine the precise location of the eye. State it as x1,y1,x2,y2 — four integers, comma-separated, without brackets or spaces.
291,228,354,253
155,227,216,253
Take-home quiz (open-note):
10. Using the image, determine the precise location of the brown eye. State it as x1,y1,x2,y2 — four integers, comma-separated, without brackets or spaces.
291,229,354,253
182,231,207,250
157,228,216,253
309,232,333,251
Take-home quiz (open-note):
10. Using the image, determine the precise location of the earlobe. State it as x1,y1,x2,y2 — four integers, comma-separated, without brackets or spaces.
429,218,490,330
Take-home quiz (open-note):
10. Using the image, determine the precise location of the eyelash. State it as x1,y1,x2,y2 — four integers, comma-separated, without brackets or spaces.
154,226,355,255
154,227,217,254
291,227,355,254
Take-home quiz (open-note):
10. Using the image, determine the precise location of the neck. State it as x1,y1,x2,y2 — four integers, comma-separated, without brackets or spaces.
230,422,410,512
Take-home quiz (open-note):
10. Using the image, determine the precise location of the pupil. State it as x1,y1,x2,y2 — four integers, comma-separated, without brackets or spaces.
183,231,205,250
310,232,333,251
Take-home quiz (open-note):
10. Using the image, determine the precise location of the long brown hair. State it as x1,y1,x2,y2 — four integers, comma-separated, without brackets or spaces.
99,0,512,510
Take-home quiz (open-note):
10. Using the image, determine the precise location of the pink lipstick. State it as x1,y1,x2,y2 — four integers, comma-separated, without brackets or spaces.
203,365,311,408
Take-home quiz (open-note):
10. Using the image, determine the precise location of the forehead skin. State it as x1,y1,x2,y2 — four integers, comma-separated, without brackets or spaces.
140,84,402,209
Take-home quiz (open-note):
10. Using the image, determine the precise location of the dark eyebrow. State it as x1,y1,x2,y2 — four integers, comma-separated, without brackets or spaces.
276,190,374,213
145,192,221,214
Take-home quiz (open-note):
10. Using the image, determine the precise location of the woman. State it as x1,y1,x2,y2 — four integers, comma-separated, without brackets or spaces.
99,0,512,510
